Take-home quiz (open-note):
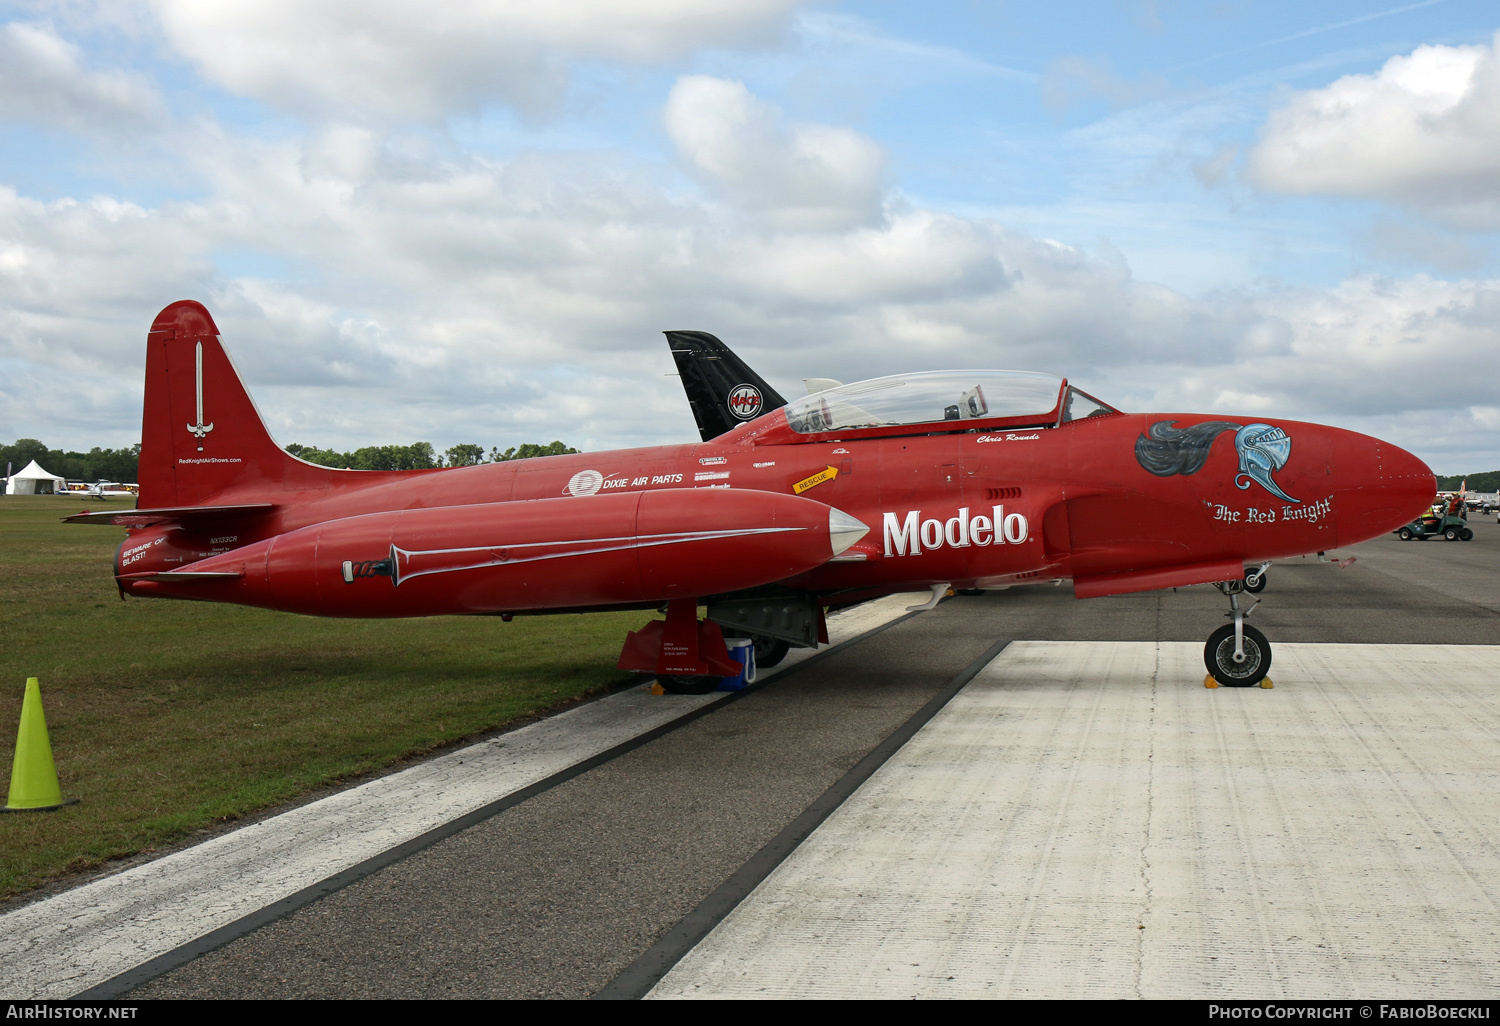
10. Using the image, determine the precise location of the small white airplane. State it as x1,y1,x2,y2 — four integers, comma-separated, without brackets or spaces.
66,481,139,500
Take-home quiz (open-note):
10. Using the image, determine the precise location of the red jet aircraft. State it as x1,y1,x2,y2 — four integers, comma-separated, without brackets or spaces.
72,300,1434,690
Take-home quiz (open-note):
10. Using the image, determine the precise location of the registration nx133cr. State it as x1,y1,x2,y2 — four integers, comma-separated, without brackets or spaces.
73,301,1435,690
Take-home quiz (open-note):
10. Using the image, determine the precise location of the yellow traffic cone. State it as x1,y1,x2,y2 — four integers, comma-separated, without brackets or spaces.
4,678,75,813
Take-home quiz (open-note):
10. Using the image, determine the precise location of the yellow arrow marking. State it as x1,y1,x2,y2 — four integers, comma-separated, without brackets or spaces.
793,465,839,494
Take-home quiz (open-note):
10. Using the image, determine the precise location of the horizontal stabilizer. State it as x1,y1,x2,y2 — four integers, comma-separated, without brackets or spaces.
115,571,243,582
64,503,276,527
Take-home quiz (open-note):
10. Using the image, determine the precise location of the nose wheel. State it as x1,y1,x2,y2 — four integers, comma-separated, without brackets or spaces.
1205,580,1272,687
1204,622,1271,686
1243,561,1271,593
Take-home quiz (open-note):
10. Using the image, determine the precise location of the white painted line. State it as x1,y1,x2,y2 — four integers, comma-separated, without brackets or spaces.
650,642,1500,1000
0,593,924,1000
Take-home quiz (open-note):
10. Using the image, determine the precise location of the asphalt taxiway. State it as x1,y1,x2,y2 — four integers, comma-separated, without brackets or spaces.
2,520,1497,999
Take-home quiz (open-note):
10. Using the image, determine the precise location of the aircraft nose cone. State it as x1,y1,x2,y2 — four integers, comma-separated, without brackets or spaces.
828,508,870,557
1384,440,1437,514
1335,435,1435,545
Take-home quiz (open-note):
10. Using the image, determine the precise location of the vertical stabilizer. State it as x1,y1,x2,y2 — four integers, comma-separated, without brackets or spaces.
665,330,789,442
138,301,304,508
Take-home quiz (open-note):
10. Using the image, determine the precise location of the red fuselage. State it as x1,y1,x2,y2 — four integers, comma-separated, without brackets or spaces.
116,406,1431,616
84,301,1435,685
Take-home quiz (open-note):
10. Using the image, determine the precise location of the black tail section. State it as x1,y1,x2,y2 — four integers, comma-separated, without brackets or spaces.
664,331,789,442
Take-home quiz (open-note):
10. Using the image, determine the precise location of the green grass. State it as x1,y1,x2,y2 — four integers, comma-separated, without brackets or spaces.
0,496,653,900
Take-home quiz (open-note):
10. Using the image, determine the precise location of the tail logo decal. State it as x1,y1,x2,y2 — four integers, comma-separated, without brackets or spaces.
186,341,215,451
728,384,763,420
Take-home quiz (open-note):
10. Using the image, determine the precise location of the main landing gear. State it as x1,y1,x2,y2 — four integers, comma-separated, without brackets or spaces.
723,630,790,669
657,674,720,695
1204,579,1271,687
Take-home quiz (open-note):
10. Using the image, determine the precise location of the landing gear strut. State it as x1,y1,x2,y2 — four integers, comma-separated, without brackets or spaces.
1204,580,1272,687
618,597,741,694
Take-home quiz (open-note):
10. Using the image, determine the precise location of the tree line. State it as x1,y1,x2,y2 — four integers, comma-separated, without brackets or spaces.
1,439,141,483
2,438,580,481
1435,470,1500,492
283,440,579,470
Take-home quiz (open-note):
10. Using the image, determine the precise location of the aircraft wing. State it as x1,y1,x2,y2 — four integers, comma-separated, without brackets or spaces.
63,503,277,528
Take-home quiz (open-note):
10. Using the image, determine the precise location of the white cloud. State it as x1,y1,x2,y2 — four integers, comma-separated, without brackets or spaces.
1361,219,1482,273
664,75,888,231
1225,274,1500,416
0,20,163,132
1247,32,1500,226
5,70,1500,474
0,186,209,366
0,91,1225,451
147,0,807,121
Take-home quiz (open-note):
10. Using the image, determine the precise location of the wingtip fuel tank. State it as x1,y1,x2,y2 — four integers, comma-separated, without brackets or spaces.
121,488,867,617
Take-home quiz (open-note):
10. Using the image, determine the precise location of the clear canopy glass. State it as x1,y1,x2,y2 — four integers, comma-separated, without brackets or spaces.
1061,387,1119,423
783,370,1067,435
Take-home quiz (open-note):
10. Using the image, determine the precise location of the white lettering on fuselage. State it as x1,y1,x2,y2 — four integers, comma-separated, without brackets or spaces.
1281,496,1334,524
882,506,1029,556
598,474,684,488
1209,495,1333,526
977,433,1040,443
120,536,167,566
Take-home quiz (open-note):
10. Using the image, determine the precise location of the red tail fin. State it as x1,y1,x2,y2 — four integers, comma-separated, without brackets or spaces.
139,301,309,508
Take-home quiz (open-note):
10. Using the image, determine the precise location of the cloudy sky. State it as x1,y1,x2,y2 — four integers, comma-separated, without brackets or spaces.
2,0,1499,473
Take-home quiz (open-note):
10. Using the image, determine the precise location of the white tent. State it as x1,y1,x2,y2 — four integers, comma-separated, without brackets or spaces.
4,459,67,495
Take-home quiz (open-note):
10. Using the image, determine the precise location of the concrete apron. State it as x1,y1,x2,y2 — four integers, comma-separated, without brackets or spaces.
650,641,1500,1000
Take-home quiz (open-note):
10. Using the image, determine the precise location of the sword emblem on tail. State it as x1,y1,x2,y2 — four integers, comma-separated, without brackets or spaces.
186,340,214,451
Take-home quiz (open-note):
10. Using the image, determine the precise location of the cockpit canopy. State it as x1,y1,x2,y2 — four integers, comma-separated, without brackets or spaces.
777,370,1118,438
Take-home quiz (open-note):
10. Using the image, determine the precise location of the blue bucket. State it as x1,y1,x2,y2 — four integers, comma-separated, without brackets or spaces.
717,639,757,691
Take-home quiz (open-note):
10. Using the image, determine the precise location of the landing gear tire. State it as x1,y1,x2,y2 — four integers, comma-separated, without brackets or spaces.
1461,528,1474,541
1243,571,1267,593
1398,528,1413,540
1204,623,1271,688
752,636,790,668
1445,527,1459,541
656,674,718,695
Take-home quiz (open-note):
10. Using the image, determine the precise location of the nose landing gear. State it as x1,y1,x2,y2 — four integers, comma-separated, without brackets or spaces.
1243,561,1271,593
1205,580,1272,687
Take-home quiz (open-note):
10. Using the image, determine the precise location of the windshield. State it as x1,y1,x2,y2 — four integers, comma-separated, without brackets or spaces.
783,371,1065,435
1060,386,1120,423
